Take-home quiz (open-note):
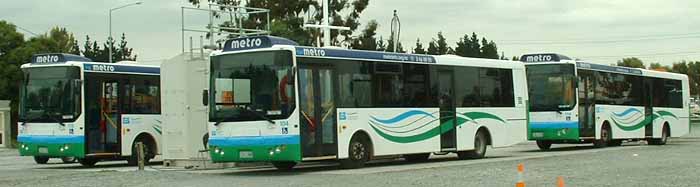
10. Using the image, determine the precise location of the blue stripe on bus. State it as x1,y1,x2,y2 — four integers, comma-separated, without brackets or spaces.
209,135,300,146
17,135,85,144
83,63,160,74
529,121,579,129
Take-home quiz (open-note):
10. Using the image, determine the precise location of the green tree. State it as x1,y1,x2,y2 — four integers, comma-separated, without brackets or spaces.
82,33,136,62
480,38,499,59
350,20,378,50
617,57,646,69
511,56,520,61
385,35,405,53
413,38,426,54
649,62,670,72
427,40,438,55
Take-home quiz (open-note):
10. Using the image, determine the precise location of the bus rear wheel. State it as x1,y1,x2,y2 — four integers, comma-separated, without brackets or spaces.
340,135,370,169
78,158,98,167
458,130,488,159
649,125,670,145
536,140,552,150
594,124,611,148
272,161,297,171
33,156,49,164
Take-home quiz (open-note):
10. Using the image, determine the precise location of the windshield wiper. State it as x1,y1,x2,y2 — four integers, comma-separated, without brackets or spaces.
44,108,65,126
240,107,276,125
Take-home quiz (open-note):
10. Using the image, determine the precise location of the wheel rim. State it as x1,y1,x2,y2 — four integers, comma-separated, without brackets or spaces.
351,142,366,160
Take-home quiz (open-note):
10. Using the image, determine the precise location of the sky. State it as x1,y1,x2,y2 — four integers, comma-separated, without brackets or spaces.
2,0,700,66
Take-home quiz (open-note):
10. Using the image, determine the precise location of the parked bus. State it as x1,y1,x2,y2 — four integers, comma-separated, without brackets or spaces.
523,53,690,150
205,36,529,170
18,53,162,166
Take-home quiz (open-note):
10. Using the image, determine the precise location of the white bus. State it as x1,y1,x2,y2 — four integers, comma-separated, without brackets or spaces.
17,53,162,166
523,53,690,150
205,36,529,170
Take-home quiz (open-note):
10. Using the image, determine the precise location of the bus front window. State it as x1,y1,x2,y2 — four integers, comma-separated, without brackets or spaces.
209,50,295,123
20,67,81,123
526,64,576,112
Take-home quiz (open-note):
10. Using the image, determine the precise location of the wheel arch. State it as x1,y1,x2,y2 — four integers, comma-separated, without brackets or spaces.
350,129,374,159
476,126,493,146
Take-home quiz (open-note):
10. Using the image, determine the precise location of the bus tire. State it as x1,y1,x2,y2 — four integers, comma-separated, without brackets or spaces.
78,158,98,167
61,157,77,163
202,133,209,150
272,161,297,171
340,134,371,169
403,153,430,162
128,137,154,166
536,140,552,150
458,129,488,159
649,124,670,145
594,123,611,148
33,156,49,164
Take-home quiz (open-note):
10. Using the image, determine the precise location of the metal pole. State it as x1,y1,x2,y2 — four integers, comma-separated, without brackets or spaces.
180,7,185,53
323,0,330,47
209,4,214,46
109,10,112,63
136,142,145,171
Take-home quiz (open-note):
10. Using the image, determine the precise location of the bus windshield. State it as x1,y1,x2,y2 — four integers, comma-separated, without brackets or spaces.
526,64,576,112
20,66,81,122
209,50,295,123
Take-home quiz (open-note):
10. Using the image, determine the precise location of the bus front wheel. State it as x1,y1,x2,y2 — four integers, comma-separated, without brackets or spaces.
536,140,552,150
340,135,370,169
649,125,670,145
61,157,77,163
594,124,611,148
33,156,49,164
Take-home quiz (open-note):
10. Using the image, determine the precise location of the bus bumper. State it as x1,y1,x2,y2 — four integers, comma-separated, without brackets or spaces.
17,135,85,158
528,121,580,140
208,135,301,163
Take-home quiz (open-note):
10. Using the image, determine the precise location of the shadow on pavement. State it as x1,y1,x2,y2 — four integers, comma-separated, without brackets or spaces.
217,154,513,176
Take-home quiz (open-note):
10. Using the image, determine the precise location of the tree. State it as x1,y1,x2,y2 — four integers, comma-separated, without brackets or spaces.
385,35,405,53
649,62,670,72
413,38,426,54
511,56,520,61
480,38,499,59
82,33,136,62
454,34,469,57
617,57,646,69
427,40,438,55
350,20,378,50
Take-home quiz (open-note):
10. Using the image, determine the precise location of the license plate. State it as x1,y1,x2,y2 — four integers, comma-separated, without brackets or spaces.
239,151,253,159
532,132,544,138
38,147,49,154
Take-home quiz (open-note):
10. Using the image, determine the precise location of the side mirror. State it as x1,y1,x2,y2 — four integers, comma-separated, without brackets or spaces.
202,89,209,106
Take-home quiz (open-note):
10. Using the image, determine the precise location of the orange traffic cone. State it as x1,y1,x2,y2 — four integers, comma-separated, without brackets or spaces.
516,163,525,187
557,176,565,187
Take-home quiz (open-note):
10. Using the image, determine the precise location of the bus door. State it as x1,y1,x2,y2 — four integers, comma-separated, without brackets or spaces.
438,69,457,150
298,64,337,157
578,70,595,137
85,77,122,154
644,78,654,137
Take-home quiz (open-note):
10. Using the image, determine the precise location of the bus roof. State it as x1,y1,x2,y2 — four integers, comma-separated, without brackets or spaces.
21,53,160,75
522,53,687,80
217,36,523,69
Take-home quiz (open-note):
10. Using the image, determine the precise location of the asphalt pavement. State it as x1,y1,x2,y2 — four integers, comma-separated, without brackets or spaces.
1,123,699,187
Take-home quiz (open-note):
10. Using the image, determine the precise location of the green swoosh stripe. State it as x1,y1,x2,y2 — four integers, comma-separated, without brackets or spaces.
463,112,506,123
612,113,658,131
153,126,162,134
369,112,505,143
656,110,678,119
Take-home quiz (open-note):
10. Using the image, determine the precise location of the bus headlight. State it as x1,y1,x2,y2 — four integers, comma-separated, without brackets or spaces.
214,147,221,153
64,144,70,150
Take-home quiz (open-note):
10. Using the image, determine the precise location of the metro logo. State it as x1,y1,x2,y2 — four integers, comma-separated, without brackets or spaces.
302,48,326,57
90,64,115,72
230,38,264,49
525,54,553,62
34,55,61,63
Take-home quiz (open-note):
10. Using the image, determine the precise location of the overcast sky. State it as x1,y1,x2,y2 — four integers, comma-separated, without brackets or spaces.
2,0,699,66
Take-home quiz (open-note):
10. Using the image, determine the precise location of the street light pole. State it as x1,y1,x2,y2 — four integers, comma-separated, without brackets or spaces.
109,1,142,63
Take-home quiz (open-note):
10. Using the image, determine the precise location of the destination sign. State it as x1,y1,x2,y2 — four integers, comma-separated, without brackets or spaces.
31,53,92,64
520,53,571,63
